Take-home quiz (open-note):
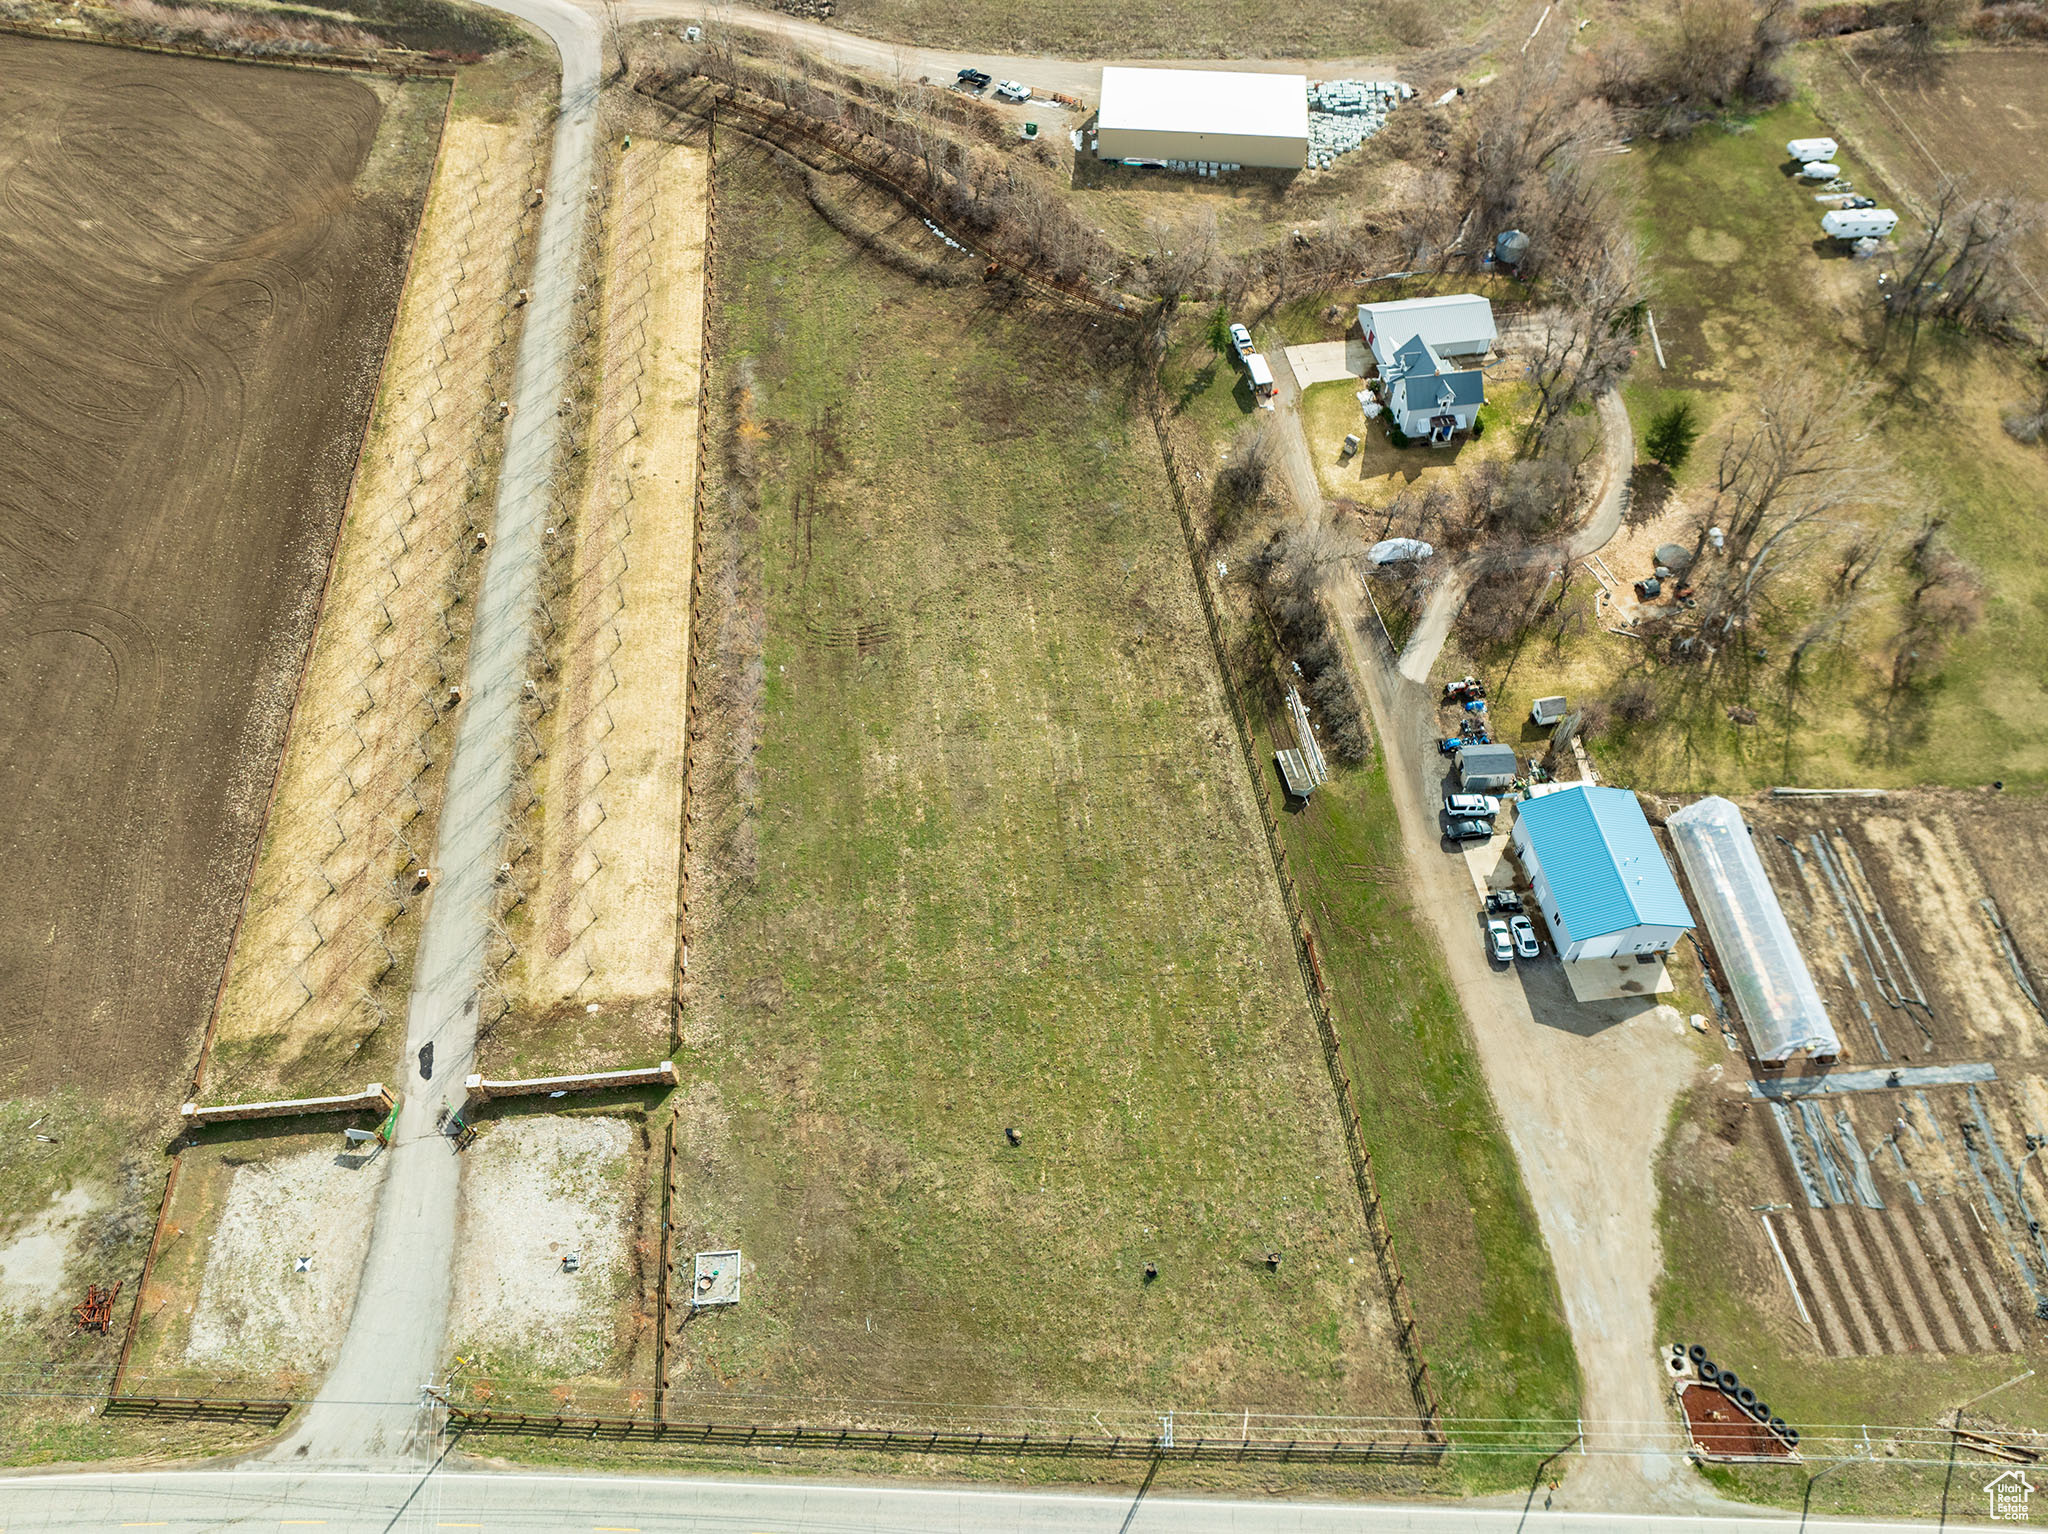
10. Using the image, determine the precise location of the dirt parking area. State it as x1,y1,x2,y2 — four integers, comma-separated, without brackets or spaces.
186,1145,386,1373
0,38,443,1098
123,1127,389,1395
451,1114,649,1385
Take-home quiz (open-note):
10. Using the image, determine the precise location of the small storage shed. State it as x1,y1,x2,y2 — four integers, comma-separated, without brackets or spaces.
1666,796,1840,1064
1095,67,1310,170
1457,742,1518,792
1511,785,1693,962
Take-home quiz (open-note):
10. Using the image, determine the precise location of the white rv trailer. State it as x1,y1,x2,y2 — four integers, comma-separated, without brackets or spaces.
1797,161,1843,181
1786,136,1838,163
1821,208,1899,240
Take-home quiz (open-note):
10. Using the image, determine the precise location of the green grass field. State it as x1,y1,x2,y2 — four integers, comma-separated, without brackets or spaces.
1481,94,2048,793
669,145,1417,1427
1257,749,1581,1435
1157,323,1581,1470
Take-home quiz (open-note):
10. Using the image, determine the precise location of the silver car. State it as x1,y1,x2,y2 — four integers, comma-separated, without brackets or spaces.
1485,917,1513,965
1509,914,1541,960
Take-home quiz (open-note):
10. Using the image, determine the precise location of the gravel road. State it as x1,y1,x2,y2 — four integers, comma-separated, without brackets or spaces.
271,0,601,1466
1272,359,1719,1512
600,0,1399,101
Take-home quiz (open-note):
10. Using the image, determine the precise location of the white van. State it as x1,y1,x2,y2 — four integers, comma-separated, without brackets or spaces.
1786,137,1839,164
1822,208,1898,240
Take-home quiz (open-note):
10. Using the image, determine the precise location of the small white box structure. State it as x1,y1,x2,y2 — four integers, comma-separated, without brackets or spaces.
692,1249,741,1307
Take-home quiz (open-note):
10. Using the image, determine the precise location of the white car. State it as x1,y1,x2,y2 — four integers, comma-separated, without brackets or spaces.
1509,915,1541,960
994,80,1031,102
1228,322,1253,356
1485,917,1513,965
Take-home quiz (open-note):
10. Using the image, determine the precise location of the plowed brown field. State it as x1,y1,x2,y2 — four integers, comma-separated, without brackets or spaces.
0,38,443,1094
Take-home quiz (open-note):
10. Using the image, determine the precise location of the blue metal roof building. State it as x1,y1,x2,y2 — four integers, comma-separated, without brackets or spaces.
1510,785,1695,962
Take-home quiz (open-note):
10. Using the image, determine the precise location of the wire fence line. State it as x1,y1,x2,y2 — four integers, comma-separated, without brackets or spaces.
11,1363,2040,1470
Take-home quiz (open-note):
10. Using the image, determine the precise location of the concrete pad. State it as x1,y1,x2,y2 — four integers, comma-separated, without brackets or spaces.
1460,833,1515,898
1564,954,1676,1003
1282,338,1368,389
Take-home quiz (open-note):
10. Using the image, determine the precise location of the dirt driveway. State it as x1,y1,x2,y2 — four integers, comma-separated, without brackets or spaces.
1356,612,1711,1508
1271,362,1716,1508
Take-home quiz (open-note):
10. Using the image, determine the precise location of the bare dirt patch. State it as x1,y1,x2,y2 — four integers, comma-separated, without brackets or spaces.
185,1144,386,1374
1808,47,2048,295
451,1115,638,1377
0,38,444,1098
1656,788,2048,1487
0,1187,96,1322
206,111,546,1102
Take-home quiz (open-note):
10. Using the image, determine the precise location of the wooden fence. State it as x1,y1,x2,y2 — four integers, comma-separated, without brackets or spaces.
1146,399,1445,1438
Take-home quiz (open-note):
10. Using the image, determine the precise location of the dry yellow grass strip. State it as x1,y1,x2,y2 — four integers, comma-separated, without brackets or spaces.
508,139,707,1065
206,117,538,1099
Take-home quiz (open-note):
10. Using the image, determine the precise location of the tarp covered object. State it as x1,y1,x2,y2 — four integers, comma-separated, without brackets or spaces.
1367,538,1434,564
1667,796,1840,1064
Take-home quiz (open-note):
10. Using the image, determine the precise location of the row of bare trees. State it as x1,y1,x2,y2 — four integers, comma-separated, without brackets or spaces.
1880,176,2041,368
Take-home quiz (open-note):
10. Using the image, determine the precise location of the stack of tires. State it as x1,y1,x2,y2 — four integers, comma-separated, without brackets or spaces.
1678,1343,1799,1449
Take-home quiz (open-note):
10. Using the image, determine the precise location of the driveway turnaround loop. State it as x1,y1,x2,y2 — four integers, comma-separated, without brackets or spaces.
273,0,602,1466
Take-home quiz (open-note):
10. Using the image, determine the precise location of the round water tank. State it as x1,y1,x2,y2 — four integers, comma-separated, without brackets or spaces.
1656,543,1693,572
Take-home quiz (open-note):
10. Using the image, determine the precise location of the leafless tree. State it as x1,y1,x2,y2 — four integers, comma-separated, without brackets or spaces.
1216,419,1277,507
1520,241,1644,458
601,0,632,82
1456,37,1614,269
1884,517,1984,698
1602,0,1796,126
1680,370,1893,656
2004,374,2048,445
1882,177,2039,370
1866,0,1978,78
1139,210,1220,321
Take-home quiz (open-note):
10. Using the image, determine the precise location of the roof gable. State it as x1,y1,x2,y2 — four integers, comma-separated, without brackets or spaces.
1359,294,1497,357
1518,785,1693,939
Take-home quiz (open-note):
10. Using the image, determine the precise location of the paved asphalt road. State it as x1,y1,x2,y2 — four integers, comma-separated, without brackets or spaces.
0,1468,2019,1532
270,0,603,1465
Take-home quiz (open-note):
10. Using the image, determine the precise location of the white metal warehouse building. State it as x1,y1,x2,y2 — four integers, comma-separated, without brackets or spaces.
1095,67,1310,170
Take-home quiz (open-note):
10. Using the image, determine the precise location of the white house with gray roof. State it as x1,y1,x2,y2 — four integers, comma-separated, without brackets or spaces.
1358,294,1497,443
